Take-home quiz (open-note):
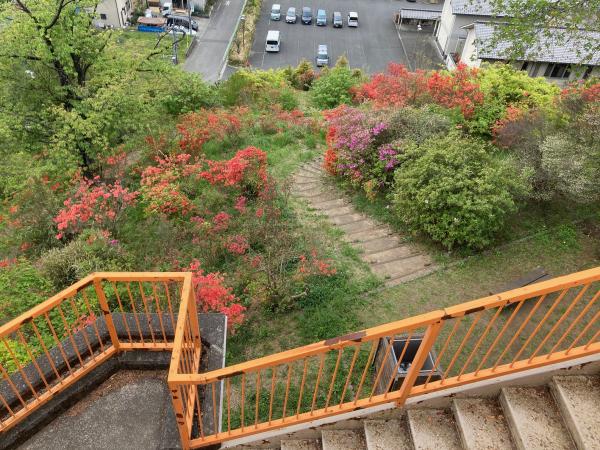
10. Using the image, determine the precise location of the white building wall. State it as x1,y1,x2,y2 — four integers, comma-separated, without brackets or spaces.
459,28,480,67
96,0,133,28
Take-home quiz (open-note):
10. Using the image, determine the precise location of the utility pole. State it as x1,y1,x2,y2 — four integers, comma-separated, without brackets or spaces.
172,28,179,64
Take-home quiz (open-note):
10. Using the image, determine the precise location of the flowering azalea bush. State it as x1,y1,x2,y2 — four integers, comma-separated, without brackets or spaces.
54,177,138,240
177,108,243,154
187,259,246,329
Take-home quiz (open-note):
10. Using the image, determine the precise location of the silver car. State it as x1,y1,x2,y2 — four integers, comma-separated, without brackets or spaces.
316,44,329,67
286,7,297,23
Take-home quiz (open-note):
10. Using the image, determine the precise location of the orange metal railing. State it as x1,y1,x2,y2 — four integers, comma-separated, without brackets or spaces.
1,268,599,449
0,272,193,436
169,267,600,448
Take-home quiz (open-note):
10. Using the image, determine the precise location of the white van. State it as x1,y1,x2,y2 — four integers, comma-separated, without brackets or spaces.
265,30,281,52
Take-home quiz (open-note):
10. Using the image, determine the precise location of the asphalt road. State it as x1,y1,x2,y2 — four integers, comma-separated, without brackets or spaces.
184,0,245,82
248,0,440,73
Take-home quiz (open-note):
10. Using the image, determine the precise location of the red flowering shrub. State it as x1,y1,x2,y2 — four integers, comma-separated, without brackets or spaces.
187,259,245,329
140,153,201,217
177,109,243,154
354,62,483,119
54,177,138,240
199,146,269,197
296,250,337,277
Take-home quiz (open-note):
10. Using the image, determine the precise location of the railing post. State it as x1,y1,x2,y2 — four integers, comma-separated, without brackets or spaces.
186,277,202,374
169,381,191,450
395,320,443,406
94,277,121,351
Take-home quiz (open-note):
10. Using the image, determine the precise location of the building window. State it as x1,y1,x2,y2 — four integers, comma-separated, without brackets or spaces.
521,61,529,71
100,13,107,20
544,63,571,79
583,66,594,79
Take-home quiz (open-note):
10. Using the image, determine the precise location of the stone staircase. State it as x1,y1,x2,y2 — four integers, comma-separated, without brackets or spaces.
234,375,600,450
292,157,436,287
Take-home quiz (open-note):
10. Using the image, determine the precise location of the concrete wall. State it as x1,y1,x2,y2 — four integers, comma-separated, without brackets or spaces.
96,0,134,28
435,0,492,58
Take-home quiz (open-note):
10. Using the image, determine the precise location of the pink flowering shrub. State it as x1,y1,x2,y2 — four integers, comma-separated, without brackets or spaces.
54,177,138,240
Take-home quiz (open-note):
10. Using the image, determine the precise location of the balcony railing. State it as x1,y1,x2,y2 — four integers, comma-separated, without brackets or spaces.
0,268,599,449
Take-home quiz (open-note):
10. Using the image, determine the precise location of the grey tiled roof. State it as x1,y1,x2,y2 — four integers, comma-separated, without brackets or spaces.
474,22,600,65
452,0,506,16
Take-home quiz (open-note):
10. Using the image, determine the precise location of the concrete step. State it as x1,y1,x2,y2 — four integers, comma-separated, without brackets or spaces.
452,398,514,450
371,254,433,280
306,191,345,204
500,386,574,450
356,236,404,255
322,205,356,218
407,408,462,450
310,198,349,210
330,213,370,226
294,182,324,192
384,266,437,287
343,227,393,243
364,246,420,265
299,165,322,175
294,176,322,185
281,439,322,450
550,375,600,450
321,429,366,450
363,418,412,450
295,187,329,198
338,218,381,235
294,170,322,180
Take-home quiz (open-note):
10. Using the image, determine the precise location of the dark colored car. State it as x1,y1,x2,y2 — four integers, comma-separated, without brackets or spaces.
332,11,342,28
301,7,312,24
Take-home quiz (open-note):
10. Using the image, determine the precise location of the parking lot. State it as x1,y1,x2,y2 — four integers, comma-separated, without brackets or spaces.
249,0,428,73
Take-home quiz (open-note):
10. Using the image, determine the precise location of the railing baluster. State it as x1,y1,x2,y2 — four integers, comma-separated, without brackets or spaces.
441,311,483,384
212,381,218,434
550,288,599,356
457,306,504,380
1,339,39,400
126,283,145,344
226,377,231,433
30,320,62,382
296,358,309,417
56,304,85,367
383,331,413,396
0,362,27,409
16,330,50,390
528,285,590,362
423,317,462,388
67,297,95,361
254,371,261,427
282,363,292,420
510,289,568,367
353,340,378,404
311,353,326,413
151,282,168,344
268,367,276,424
81,290,106,353
584,328,600,350
339,346,360,406
566,309,600,354
240,373,246,431
43,312,74,376
162,281,177,334
194,382,205,439
111,281,133,343
138,282,157,346
370,336,394,399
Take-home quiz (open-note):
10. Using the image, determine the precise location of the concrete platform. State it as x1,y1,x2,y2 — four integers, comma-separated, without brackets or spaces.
16,371,179,450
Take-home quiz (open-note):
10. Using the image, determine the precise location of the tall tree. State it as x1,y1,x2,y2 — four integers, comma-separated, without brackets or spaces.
487,0,600,64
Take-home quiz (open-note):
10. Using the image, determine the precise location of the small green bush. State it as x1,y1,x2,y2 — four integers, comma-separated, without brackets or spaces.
310,60,361,109
162,72,217,114
391,133,528,250
0,260,53,323
39,230,131,290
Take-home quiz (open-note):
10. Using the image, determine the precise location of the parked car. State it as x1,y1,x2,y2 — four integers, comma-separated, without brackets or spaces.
265,30,281,52
316,44,329,67
316,9,326,26
166,14,198,31
301,7,312,24
271,3,281,20
332,11,343,28
286,7,297,23
347,11,358,27
161,2,172,16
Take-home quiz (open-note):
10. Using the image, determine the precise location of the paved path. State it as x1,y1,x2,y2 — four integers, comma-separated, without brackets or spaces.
184,0,245,82
293,157,436,287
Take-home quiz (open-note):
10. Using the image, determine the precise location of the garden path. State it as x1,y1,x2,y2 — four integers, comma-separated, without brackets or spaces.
292,156,437,287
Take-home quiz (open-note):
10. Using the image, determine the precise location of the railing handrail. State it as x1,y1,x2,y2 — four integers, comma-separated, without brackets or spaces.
173,266,600,385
